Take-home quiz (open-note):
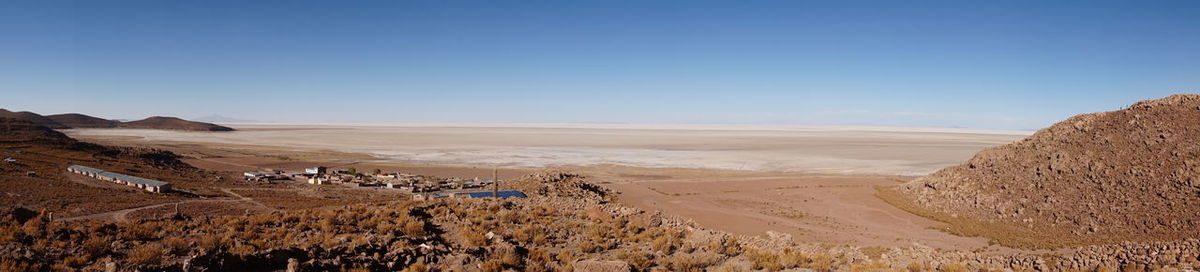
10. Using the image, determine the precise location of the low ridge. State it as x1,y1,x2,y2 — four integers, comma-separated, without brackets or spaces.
46,113,120,128
122,116,234,131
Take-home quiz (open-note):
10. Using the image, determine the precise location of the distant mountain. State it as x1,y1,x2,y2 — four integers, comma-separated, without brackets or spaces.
0,109,69,129
192,114,257,124
122,116,235,131
0,109,234,131
46,113,120,128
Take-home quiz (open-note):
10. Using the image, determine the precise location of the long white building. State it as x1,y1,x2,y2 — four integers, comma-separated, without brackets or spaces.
67,165,172,193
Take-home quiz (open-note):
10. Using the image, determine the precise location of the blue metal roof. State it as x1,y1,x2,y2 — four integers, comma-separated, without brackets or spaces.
69,165,169,187
464,190,527,198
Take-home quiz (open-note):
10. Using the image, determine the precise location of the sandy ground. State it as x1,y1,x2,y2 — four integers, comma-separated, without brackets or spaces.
600,172,1005,251
64,124,1027,176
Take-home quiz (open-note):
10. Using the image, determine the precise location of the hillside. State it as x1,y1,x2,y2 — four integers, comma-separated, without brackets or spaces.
0,109,68,129
45,113,120,128
122,116,234,131
897,94,1200,246
0,118,208,217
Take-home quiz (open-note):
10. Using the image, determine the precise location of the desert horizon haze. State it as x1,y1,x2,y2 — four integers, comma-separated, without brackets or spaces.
4,1,1200,271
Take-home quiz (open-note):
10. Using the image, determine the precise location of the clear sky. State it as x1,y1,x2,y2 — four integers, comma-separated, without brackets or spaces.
2,0,1198,129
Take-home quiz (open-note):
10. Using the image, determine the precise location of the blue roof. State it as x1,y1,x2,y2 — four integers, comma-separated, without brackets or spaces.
464,190,527,198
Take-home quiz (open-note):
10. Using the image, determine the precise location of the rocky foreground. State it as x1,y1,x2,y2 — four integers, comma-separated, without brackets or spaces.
3,170,1200,271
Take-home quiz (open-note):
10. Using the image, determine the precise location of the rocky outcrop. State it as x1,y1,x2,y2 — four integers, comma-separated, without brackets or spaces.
899,94,1200,242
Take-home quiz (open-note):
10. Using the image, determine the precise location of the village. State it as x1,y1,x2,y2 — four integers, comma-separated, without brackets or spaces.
241,166,527,200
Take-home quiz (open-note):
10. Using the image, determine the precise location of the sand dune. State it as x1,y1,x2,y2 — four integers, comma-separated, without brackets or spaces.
64,124,1028,175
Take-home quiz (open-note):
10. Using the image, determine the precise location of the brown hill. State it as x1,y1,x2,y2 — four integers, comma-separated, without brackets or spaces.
0,118,207,218
0,108,67,129
46,113,120,128
0,118,72,143
121,116,234,131
897,94,1200,247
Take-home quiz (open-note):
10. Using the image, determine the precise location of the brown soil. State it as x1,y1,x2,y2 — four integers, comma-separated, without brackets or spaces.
602,173,1000,251
898,94,1200,248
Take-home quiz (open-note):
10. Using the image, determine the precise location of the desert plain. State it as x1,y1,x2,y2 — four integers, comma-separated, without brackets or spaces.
65,124,1030,251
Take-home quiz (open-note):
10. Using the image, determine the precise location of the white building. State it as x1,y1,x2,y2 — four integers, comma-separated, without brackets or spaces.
68,165,172,193
305,166,326,175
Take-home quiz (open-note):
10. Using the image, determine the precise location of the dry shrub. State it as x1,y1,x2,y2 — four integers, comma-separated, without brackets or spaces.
906,262,925,272
942,262,969,272
748,250,782,271
556,251,578,272
711,259,751,272
480,260,504,272
525,248,553,272
717,237,742,256
120,223,159,241
498,248,522,268
21,218,45,237
809,254,835,272
617,249,654,271
163,236,190,255
196,235,223,253
459,227,489,248
779,248,810,268
512,225,535,244
58,255,89,269
650,229,683,254
403,220,425,237
83,236,110,258
127,243,164,266
0,258,36,271
849,261,892,272
664,251,720,272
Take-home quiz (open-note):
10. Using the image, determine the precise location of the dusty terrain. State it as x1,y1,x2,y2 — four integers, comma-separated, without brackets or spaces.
602,174,994,250
63,124,1026,252
65,124,1027,176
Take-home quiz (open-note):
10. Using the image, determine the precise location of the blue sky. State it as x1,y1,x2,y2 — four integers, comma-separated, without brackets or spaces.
2,0,1198,129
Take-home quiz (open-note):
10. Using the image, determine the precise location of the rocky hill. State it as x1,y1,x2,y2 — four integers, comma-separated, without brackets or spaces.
899,94,1200,245
122,116,234,132
45,113,120,128
0,109,69,129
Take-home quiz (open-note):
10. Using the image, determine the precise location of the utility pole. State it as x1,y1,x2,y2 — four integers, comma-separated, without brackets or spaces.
493,168,499,198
